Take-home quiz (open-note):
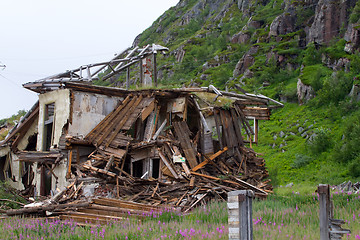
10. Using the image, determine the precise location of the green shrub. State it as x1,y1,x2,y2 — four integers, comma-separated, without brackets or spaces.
291,154,313,168
348,156,360,178
334,112,360,163
350,1,360,23
316,71,353,106
307,128,333,155
302,43,322,66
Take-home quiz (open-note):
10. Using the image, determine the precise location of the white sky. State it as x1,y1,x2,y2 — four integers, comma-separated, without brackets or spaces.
0,0,179,119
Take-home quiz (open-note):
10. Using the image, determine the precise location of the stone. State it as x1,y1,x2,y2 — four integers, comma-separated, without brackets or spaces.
349,84,360,102
233,46,259,78
298,127,304,133
269,10,297,37
344,23,360,53
297,79,315,104
273,135,277,141
285,182,294,188
279,131,285,138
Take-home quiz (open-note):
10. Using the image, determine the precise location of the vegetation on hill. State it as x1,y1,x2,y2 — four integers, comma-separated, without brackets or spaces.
0,110,26,141
93,0,360,186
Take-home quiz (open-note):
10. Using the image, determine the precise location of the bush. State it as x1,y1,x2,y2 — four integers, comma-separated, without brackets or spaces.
316,71,353,106
291,154,313,168
348,156,360,178
334,113,360,163
307,128,333,155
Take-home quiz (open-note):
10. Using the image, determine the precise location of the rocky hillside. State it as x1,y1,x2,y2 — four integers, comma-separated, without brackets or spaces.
97,0,360,185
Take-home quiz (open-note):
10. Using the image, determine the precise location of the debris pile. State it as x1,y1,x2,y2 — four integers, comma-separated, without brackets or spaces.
333,181,360,193
4,88,277,219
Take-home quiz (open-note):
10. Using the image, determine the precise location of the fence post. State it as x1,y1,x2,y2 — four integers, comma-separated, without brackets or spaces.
318,184,330,240
228,190,254,240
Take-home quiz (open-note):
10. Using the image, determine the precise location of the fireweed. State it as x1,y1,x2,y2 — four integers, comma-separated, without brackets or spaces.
0,191,359,239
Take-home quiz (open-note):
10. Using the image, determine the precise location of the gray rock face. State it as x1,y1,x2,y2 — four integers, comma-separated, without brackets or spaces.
297,79,315,104
237,0,250,13
349,84,360,102
231,32,251,44
233,46,259,78
307,0,357,44
269,10,297,37
344,23,360,53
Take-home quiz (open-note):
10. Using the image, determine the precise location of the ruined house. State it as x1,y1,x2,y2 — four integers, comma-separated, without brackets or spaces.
0,45,282,209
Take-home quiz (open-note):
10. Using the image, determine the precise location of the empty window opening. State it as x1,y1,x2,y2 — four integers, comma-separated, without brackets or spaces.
40,164,52,196
44,103,55,151
0,156,6,181
132,161,143,178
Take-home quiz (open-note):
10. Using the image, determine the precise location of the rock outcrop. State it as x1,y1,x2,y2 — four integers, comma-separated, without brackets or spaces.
297,79,315,104
307,0,357,44
233,46,259,78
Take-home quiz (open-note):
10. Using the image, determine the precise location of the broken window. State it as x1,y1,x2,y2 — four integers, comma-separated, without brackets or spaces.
44,103,55,151
40,164,52,196
0,156,6,181
3,155,12,180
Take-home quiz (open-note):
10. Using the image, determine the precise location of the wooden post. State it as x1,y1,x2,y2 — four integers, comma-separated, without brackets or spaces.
254,119,258,145
228,190,254,240
153,52,157,87
319,184,330,240
126,67,130,90
318,184,351,240
139,59,143,86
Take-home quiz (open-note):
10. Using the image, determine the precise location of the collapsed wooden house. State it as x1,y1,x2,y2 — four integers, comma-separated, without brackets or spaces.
0,45,283,215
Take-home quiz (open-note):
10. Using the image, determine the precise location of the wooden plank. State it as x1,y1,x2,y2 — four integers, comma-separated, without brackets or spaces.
66,150,73,179
93,198,162,212
152,119,167,140
141,99,155,121
158,150,179,179
105,95,144,147
95,96,137,146
6,202,89,216
219,110,236,148
173,121,198,169
122,97,154,131
104,155,115,171
83,164,117,178
100,147,126,159
143,111,156,142
231,108,244,146
214,109,224,149
191,147,228,172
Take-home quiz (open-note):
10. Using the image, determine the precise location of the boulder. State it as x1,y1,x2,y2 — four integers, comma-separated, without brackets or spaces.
297,79,315,104
233,46,259,78
344,23,360,53
269,10,297,37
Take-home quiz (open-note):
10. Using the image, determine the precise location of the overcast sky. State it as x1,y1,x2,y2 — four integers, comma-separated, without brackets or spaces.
0,0,179,119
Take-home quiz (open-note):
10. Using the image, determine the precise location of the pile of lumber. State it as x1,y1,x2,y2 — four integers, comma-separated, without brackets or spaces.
6,92,274,218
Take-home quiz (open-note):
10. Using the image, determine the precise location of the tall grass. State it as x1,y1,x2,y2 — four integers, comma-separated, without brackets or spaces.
0,189,359,239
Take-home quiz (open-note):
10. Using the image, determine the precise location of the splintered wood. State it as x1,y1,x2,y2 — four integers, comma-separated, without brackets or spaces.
10,91,274,218
79,93,271,210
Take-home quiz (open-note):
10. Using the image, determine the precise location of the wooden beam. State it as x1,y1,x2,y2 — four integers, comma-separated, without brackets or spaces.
191,147,228,172
158,150,180,179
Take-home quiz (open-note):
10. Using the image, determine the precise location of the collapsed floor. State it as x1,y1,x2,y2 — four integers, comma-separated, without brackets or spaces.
4,88,276,219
